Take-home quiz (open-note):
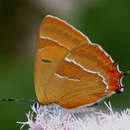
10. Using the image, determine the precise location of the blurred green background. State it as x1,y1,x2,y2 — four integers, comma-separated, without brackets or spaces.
0,0,129,129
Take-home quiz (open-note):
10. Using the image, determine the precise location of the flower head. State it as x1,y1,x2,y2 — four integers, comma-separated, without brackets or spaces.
18,102,130,130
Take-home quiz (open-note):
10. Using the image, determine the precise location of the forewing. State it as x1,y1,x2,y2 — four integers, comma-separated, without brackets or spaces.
35,38,68,104
38,15,90,50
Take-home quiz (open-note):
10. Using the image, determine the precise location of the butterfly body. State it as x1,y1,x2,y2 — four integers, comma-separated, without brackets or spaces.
34,15,126,109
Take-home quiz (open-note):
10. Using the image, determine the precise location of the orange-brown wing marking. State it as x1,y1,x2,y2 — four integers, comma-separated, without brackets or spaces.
35,15,125,109
45,59,106,109
66,43,121,93
35,38,68,104
39,15,89,50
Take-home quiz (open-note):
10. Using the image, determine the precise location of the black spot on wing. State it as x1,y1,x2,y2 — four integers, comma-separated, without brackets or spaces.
41,59,52,63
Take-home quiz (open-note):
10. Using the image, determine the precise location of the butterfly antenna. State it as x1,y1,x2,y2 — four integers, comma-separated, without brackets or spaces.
0,98,36,103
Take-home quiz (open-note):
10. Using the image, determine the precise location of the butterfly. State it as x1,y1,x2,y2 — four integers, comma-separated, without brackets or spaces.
34,15,127,110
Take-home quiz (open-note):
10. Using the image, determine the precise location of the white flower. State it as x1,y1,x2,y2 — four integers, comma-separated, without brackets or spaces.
18,102,130,130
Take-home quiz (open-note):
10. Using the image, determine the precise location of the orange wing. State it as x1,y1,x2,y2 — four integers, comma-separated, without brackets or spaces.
35,38,68,104
38,15,90,50
35,15,126,109
46,60,106,109
66,43,122,93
